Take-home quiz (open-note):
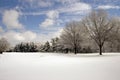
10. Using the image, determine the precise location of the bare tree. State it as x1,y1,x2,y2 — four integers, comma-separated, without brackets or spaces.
0,38,10,53
107,18,120,52
60,21,85,54
82,9,115,55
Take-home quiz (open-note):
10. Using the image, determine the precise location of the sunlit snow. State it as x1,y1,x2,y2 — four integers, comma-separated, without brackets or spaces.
0,52,120,80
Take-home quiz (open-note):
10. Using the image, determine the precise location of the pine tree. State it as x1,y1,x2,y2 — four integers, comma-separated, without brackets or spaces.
43,41,50,52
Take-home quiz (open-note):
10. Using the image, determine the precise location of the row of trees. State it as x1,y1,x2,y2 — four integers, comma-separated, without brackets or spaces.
61,9,120,55
0,36,92,53
13,42,38,52
0,9,120,55
60,9,120,55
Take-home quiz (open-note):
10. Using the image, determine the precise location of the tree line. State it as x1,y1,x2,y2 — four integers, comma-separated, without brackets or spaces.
0,9,120,55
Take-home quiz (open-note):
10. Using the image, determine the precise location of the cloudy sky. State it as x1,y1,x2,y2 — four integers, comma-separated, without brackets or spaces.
0,0,120,46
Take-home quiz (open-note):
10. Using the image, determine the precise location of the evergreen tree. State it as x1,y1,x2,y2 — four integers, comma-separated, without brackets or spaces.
42,41,50,52
51,37,59,52
14,42,38,52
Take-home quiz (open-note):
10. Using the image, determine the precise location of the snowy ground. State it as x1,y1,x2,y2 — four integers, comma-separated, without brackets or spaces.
0,52,120,80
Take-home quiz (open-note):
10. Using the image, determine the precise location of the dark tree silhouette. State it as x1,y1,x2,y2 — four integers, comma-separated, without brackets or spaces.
14,42,38,52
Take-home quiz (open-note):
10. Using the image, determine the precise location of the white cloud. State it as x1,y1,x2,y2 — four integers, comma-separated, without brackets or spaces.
37,33,53,42
20,0,91,16
19,1,91,17
98,5,120,9
37,28,63,42
24,0,53,8
58,2,92,15
54,28,63,37
38,0,53,7
2,9,23,29
57,0,79,4
0,29,62,46
21,11,47,16
46,10,59,19
40,10,60,28
40,19,54,27
2,31,36,46
22,31,37,41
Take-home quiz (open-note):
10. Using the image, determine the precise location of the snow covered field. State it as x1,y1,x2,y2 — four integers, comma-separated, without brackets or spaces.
0,52,120,80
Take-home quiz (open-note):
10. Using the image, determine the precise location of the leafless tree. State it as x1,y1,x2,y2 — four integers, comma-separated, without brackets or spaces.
60,21,85,54
107,18,120,52
0,38,10,53
82,9,115,55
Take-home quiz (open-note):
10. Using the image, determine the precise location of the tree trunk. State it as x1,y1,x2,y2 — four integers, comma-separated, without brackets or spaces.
0,51,3,54
99,45,102,55
74,47,77,54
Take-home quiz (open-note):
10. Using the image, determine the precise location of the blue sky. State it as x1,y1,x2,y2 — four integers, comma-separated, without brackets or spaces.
0,0,120,46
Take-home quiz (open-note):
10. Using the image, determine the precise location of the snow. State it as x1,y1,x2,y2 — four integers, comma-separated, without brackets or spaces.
0,52,120,80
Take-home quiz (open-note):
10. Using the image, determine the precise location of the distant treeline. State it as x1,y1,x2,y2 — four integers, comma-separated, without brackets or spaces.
7,38,94,53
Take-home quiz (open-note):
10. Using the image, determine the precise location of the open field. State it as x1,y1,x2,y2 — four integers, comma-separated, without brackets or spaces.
0,52,120,80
